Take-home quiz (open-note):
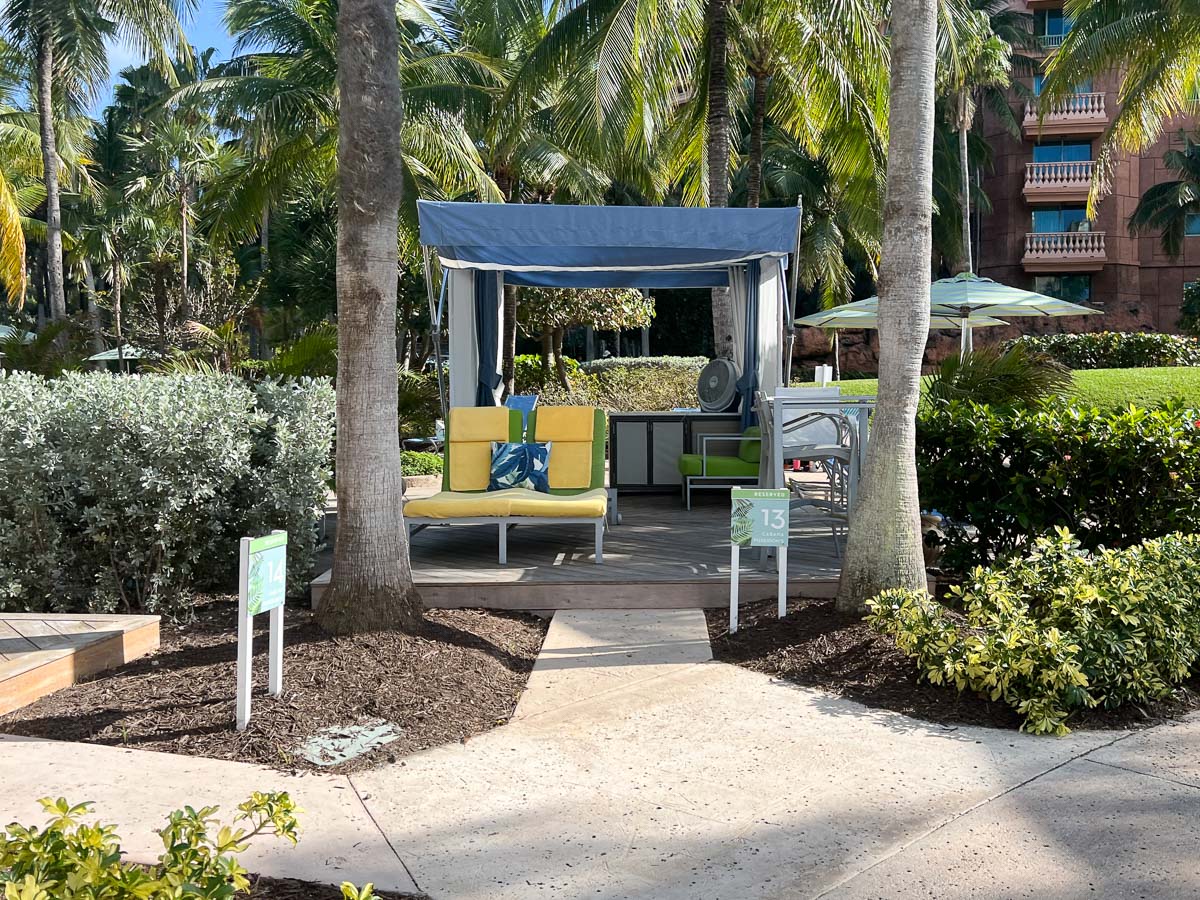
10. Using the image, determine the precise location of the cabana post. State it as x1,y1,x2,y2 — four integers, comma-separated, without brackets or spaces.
421,245,449,426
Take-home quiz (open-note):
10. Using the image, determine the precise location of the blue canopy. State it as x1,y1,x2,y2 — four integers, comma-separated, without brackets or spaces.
418,201,797,287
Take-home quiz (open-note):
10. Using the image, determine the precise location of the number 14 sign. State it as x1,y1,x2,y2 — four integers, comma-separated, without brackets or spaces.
729,488,790,634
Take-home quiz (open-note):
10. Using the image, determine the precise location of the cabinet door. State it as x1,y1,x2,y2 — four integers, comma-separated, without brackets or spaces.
650,420,684,486
613,419,648,487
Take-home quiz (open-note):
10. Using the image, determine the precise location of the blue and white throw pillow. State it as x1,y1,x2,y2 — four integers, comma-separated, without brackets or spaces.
488,441,552,492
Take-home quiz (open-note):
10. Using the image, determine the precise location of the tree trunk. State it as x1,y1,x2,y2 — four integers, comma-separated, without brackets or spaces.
36,30,67,321
502,283,518,396
956,93,972,274
82,260,105,356
835,0,937,614
152,270,169,351
552,327,569,389
178,191,192,321
706,0,737,360
112,262,125,373
539,330,553,386
747,69,767,209
317,0,422,634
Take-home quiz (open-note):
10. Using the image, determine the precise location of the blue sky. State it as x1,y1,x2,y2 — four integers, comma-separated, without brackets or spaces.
95,0,233,113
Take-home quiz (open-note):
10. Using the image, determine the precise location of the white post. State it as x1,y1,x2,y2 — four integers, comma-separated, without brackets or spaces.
729,542,741,634
268,603,283,698
236,537,252,731
777,545,788,618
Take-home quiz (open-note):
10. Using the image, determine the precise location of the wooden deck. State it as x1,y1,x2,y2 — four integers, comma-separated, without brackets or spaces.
0,613,160,716
312,493,843,610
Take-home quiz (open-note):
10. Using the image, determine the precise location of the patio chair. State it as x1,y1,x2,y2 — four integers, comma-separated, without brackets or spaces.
676,427,761,510
505,393,538,438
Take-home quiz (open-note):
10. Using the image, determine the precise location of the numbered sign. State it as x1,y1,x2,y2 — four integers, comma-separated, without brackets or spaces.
729,489,790,634
237,530,287,731
731,488,791,548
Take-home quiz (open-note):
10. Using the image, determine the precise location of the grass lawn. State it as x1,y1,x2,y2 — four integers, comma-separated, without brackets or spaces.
805,366,1200,409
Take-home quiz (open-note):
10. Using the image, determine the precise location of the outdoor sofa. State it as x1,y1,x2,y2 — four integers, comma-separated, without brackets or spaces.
404,405,609,564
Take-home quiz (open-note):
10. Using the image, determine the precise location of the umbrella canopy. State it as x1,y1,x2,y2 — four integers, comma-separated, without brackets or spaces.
87,345,152,361
796,308,1009,330
0,323,34,343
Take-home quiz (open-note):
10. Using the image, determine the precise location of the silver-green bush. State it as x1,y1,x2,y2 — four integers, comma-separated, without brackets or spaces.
0,373,334,617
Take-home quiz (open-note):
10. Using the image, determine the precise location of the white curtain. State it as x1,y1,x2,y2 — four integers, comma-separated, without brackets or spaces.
447,268,477,408
755,259,785,397
727,265,747,372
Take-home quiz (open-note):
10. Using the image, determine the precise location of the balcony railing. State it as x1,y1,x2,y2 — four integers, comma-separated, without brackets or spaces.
1024,160,1094,192
1024,92,1108,135
1038,33,1066,49
1023,231,1106,271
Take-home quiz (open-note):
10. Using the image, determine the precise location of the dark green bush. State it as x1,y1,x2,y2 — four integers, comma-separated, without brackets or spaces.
401,449,443,475
0,373,334,617
1004,332,1200,369
924,345,1072,407
397,370,440,439
1180,282,1200,338
868,530,1200,734
917,400,1200,570
578,355,708,374
513,353,582,392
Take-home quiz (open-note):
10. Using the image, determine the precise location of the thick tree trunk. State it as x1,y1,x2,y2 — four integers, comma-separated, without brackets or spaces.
552,327,569,390
317,0,421,635
539,330,553,386
706,0,737,360
36,31,67,321
835,0,937,614
747,70,767,209
956,96,972,273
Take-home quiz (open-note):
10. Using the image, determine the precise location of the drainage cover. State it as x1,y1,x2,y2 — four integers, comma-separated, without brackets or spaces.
297,720,403,767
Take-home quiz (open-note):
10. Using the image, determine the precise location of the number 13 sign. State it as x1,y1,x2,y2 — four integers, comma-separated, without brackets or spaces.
237,530,287,731
729,489,790,634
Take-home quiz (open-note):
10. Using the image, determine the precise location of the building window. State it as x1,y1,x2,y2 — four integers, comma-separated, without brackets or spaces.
1032,205,1090,233
1032,141,1092,163
1186,214,1200,236
1035,275,1092,304
1032,76,1092,97
1035,9,1073,38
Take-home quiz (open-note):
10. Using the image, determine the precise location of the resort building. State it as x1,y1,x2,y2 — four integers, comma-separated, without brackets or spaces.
977,0,1200,335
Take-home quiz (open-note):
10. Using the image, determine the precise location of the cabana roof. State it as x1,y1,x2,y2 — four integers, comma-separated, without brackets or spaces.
417,200,799,288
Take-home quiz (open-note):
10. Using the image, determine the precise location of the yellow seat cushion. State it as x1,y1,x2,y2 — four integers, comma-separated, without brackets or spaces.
405,490,516,519
404,488,608,520
533,406,596,490
448,407,513,492
507,488,608,518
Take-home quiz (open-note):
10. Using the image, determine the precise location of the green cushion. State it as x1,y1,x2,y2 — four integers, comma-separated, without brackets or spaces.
738,426,762,463
677,454,760,478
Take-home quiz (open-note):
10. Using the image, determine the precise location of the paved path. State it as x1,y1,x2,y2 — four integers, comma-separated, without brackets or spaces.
4,609,1200,899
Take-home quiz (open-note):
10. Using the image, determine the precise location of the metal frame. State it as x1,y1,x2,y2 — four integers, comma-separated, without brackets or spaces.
683,434,761,510
407,516,606,565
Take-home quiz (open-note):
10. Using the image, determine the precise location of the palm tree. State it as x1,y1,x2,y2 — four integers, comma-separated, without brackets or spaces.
835,0,939,613
0,47,46,305
1129,130,1200,259
1045,0,1200,213
1,0,192,320
316,0,422,634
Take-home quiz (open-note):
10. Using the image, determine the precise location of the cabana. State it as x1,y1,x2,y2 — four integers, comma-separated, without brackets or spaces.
416,201,802,419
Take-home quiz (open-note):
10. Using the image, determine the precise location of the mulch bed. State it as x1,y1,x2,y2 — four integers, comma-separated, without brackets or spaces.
251,875,423,899
0,599,547,773
706,598,1200,732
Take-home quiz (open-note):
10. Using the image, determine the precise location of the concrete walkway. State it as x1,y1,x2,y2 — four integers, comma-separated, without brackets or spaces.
3,610,1200,899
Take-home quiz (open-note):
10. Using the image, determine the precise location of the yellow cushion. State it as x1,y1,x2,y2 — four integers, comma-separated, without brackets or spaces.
533,406,595,441
546,442,592,490
403,488,608,520
448,407,513,491
507,487,608,518
405,490,516,519
450,407,512,442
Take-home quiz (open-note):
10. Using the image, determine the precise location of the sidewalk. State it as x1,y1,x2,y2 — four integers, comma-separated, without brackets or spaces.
4,610,1200,899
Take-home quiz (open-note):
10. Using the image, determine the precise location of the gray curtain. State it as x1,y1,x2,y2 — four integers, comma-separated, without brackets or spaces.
473,270,501,406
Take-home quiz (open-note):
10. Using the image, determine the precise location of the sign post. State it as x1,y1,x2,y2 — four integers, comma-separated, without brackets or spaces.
729,488,790,634
237,530,287,731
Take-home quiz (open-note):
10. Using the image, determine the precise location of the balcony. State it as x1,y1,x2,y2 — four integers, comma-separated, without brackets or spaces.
1038,33,1066,50
1023,160,1094,203
1024,92,1108,137
1026,0,1064,9
1023,231,1106,272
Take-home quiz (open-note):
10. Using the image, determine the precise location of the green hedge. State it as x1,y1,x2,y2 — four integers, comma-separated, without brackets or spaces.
578,355,708,374
917,400,1200,570
0,373,334,617
520,355,705,411
401,449,443,475
868,530,1200,734
1003,332,1200,369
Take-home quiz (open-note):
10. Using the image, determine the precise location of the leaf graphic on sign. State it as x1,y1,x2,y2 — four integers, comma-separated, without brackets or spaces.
248,555,266,615
731,498,754,546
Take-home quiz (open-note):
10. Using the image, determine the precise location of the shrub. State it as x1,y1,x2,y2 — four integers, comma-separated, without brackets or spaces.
515,355,705,411
924,345,1072,407
1180,282,1200,338
397,370,440,440
868,530,1200,734
0,792,376,899
578,355,708,374
1004,332,1200,369
513,353,582,392
0,373,334,617
401,449,443,476
917,399,1200,571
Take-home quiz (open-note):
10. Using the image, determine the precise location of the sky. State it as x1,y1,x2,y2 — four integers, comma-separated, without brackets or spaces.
95,0,234,114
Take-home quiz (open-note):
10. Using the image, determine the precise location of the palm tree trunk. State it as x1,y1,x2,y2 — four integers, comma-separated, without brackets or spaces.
747,69,767,209
502,283,518,396
82,260,104,355
835,0,937,614
706,0,737,360
956,93,972,273
178,191,191,321
552,327,569,389
36,30,67,321
317,0,422,634
112,261,125,373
